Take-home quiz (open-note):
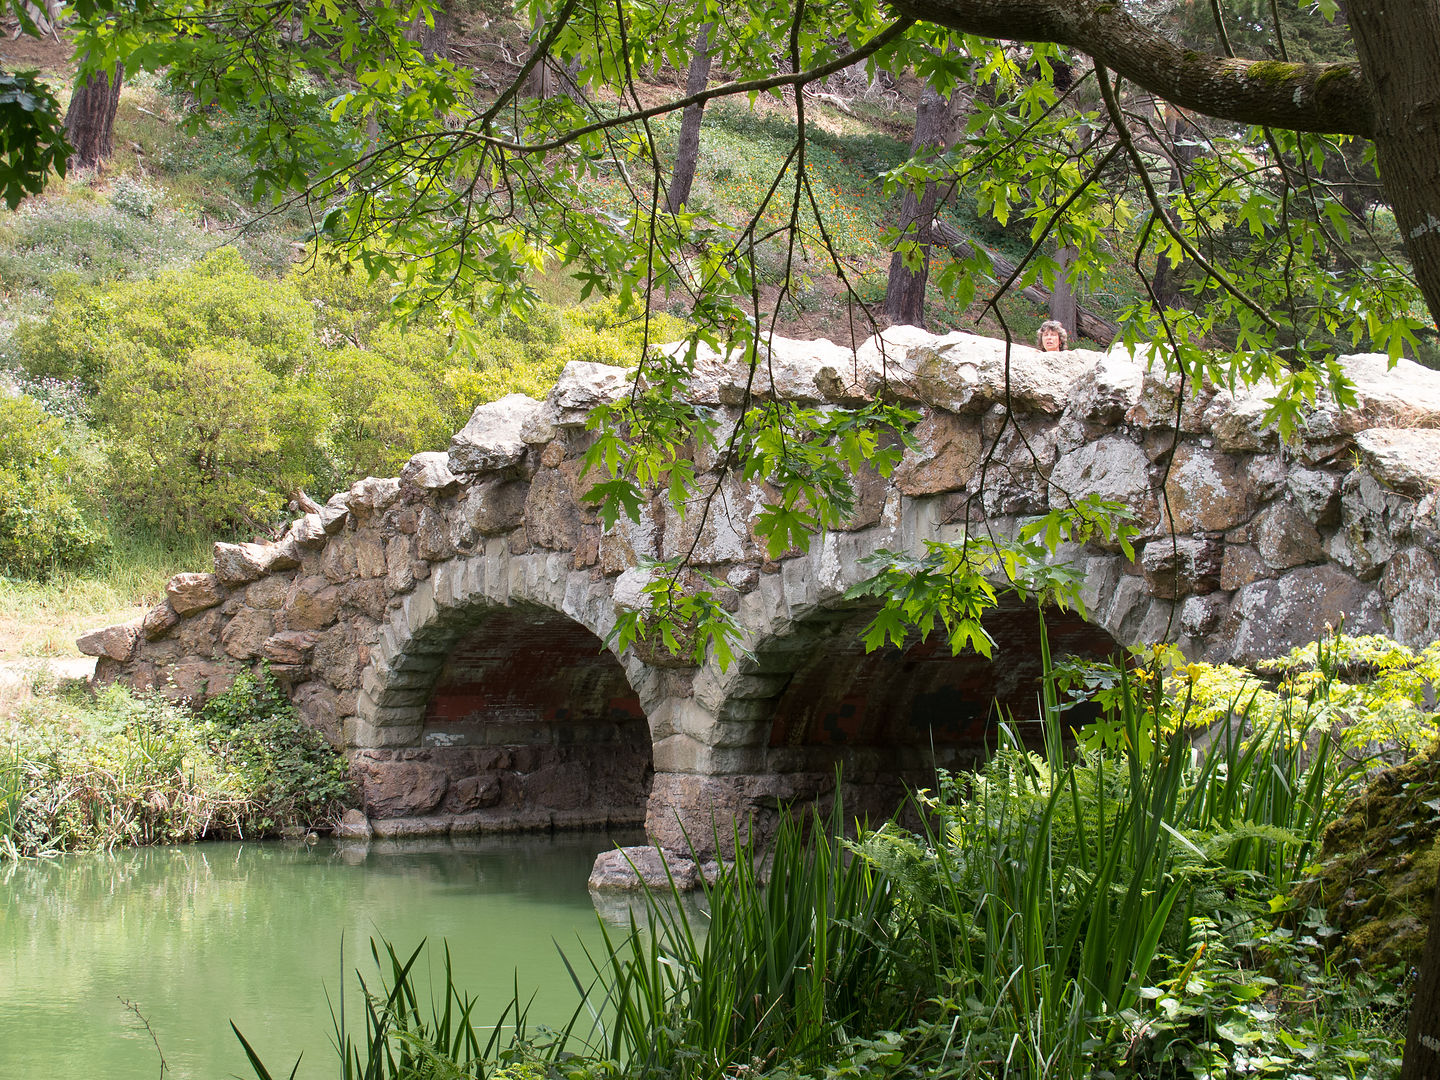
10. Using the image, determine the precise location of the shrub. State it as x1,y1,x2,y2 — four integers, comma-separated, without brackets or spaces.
0,395,106,576
317,346,453,479
199,666,354,834
0,200,213,298
10,248,319,389
96,344,328,534
0,670,352,858
446,298,688,405
107,174,159,219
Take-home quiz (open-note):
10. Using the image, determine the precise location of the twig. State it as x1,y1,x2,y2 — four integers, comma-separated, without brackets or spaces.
119,997,170,1079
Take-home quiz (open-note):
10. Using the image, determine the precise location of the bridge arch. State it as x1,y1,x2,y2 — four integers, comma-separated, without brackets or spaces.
349,546,662,828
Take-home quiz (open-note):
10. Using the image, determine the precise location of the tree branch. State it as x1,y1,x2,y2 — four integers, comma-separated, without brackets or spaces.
885,0,1376,136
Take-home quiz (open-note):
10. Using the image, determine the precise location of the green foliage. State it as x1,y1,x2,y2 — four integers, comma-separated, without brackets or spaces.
0,394,107,576
851,638,1379,1077
0,198,216,300
199,666,354,834
1174,628,1440,765
1292,743,1440,974
0,669,352,858
11,247,319,389
237,632,1412,1080
448,298,688,406
0,71,68,210
572,804,904,1079
96,343,328,533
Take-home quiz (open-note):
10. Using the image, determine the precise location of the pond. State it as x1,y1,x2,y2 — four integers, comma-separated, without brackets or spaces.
1,831,646,1080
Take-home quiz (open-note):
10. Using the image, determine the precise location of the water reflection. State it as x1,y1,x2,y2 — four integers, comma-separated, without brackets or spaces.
1,831,641,1080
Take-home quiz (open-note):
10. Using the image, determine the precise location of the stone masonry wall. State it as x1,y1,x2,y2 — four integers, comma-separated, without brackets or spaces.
80,326,1440,845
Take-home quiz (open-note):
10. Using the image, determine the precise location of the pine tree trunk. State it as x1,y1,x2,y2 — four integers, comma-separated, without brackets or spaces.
883,85,950,328
666,23,714,214
404,4,452,60
1402,878,1440,1079
64,62,124,171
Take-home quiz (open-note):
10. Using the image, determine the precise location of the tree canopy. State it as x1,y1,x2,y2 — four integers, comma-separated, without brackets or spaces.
4,0,1426,654
3,0,1432,637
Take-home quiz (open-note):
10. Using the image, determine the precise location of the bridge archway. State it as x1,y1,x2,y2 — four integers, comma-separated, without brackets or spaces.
349,554,656,829
647,593,1121,852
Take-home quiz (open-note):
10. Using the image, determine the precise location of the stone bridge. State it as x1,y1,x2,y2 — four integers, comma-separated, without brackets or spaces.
81,328,1440,852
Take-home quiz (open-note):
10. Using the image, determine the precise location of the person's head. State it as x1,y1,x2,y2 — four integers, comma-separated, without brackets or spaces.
1037,320,1068,352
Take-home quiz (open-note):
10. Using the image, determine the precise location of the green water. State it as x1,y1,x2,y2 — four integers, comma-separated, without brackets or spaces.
0,833,643,1080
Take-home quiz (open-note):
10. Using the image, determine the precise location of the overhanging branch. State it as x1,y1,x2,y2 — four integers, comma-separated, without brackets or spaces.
885,0,1376,137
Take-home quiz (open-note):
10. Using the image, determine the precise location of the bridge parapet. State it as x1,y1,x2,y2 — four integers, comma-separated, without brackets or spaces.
80,329,1440,846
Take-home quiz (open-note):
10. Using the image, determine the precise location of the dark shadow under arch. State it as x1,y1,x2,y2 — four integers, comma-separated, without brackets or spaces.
356,605,652,826
724,595,1121,826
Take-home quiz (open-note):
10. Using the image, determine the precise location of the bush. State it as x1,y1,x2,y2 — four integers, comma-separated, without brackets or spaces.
10,248,319,389
107,174,159,219
0,669,352,858
199,666,354,834
0,395,106,576
0,199,213,298
96,344,328,534
446,297,688,404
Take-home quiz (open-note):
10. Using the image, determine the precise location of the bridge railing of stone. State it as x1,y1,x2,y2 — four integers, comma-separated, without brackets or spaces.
78,326,1440,843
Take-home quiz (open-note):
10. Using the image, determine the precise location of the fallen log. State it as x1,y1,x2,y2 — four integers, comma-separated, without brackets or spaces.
931,219,1120,345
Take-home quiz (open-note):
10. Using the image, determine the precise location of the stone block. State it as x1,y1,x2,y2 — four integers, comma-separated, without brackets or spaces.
400,451,459,493
77,622,140,662
1254,502,1324,571
1220,544,1270,590
449,394,545,472
1164,444,1252,532
221,609,274,660
281,577,342,630
893,411,982,495
1050,436,1159,528
141,602,181,641
416,507,451,561
348,476,402,514
290,513,328,549
166,572,226,616
1141,537,1221,598
213,542,272,585
1354,428,1440,496
385,535,417,593
1231,565,1382,662
1287,467,1343,527
244,573,292,610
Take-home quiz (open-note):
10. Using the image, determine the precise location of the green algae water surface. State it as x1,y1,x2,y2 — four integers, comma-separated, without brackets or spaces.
1,832,638,1080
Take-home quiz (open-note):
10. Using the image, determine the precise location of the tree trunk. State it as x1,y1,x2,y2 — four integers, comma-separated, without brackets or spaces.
666,24,714,214
1347,2,1440,328
884,84,950,327
1403,878,1440,1079
1049,244,1078,338
404,4,452,60
64,61,124,171
525,12,580,100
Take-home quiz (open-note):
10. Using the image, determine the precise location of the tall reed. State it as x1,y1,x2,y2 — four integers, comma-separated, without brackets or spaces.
567,803,904,1080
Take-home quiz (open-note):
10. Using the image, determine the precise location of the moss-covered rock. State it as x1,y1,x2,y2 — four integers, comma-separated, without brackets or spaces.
1294,743,1440,972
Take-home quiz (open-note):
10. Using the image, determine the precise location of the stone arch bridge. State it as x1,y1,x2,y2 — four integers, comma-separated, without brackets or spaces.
82,328,1440,852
